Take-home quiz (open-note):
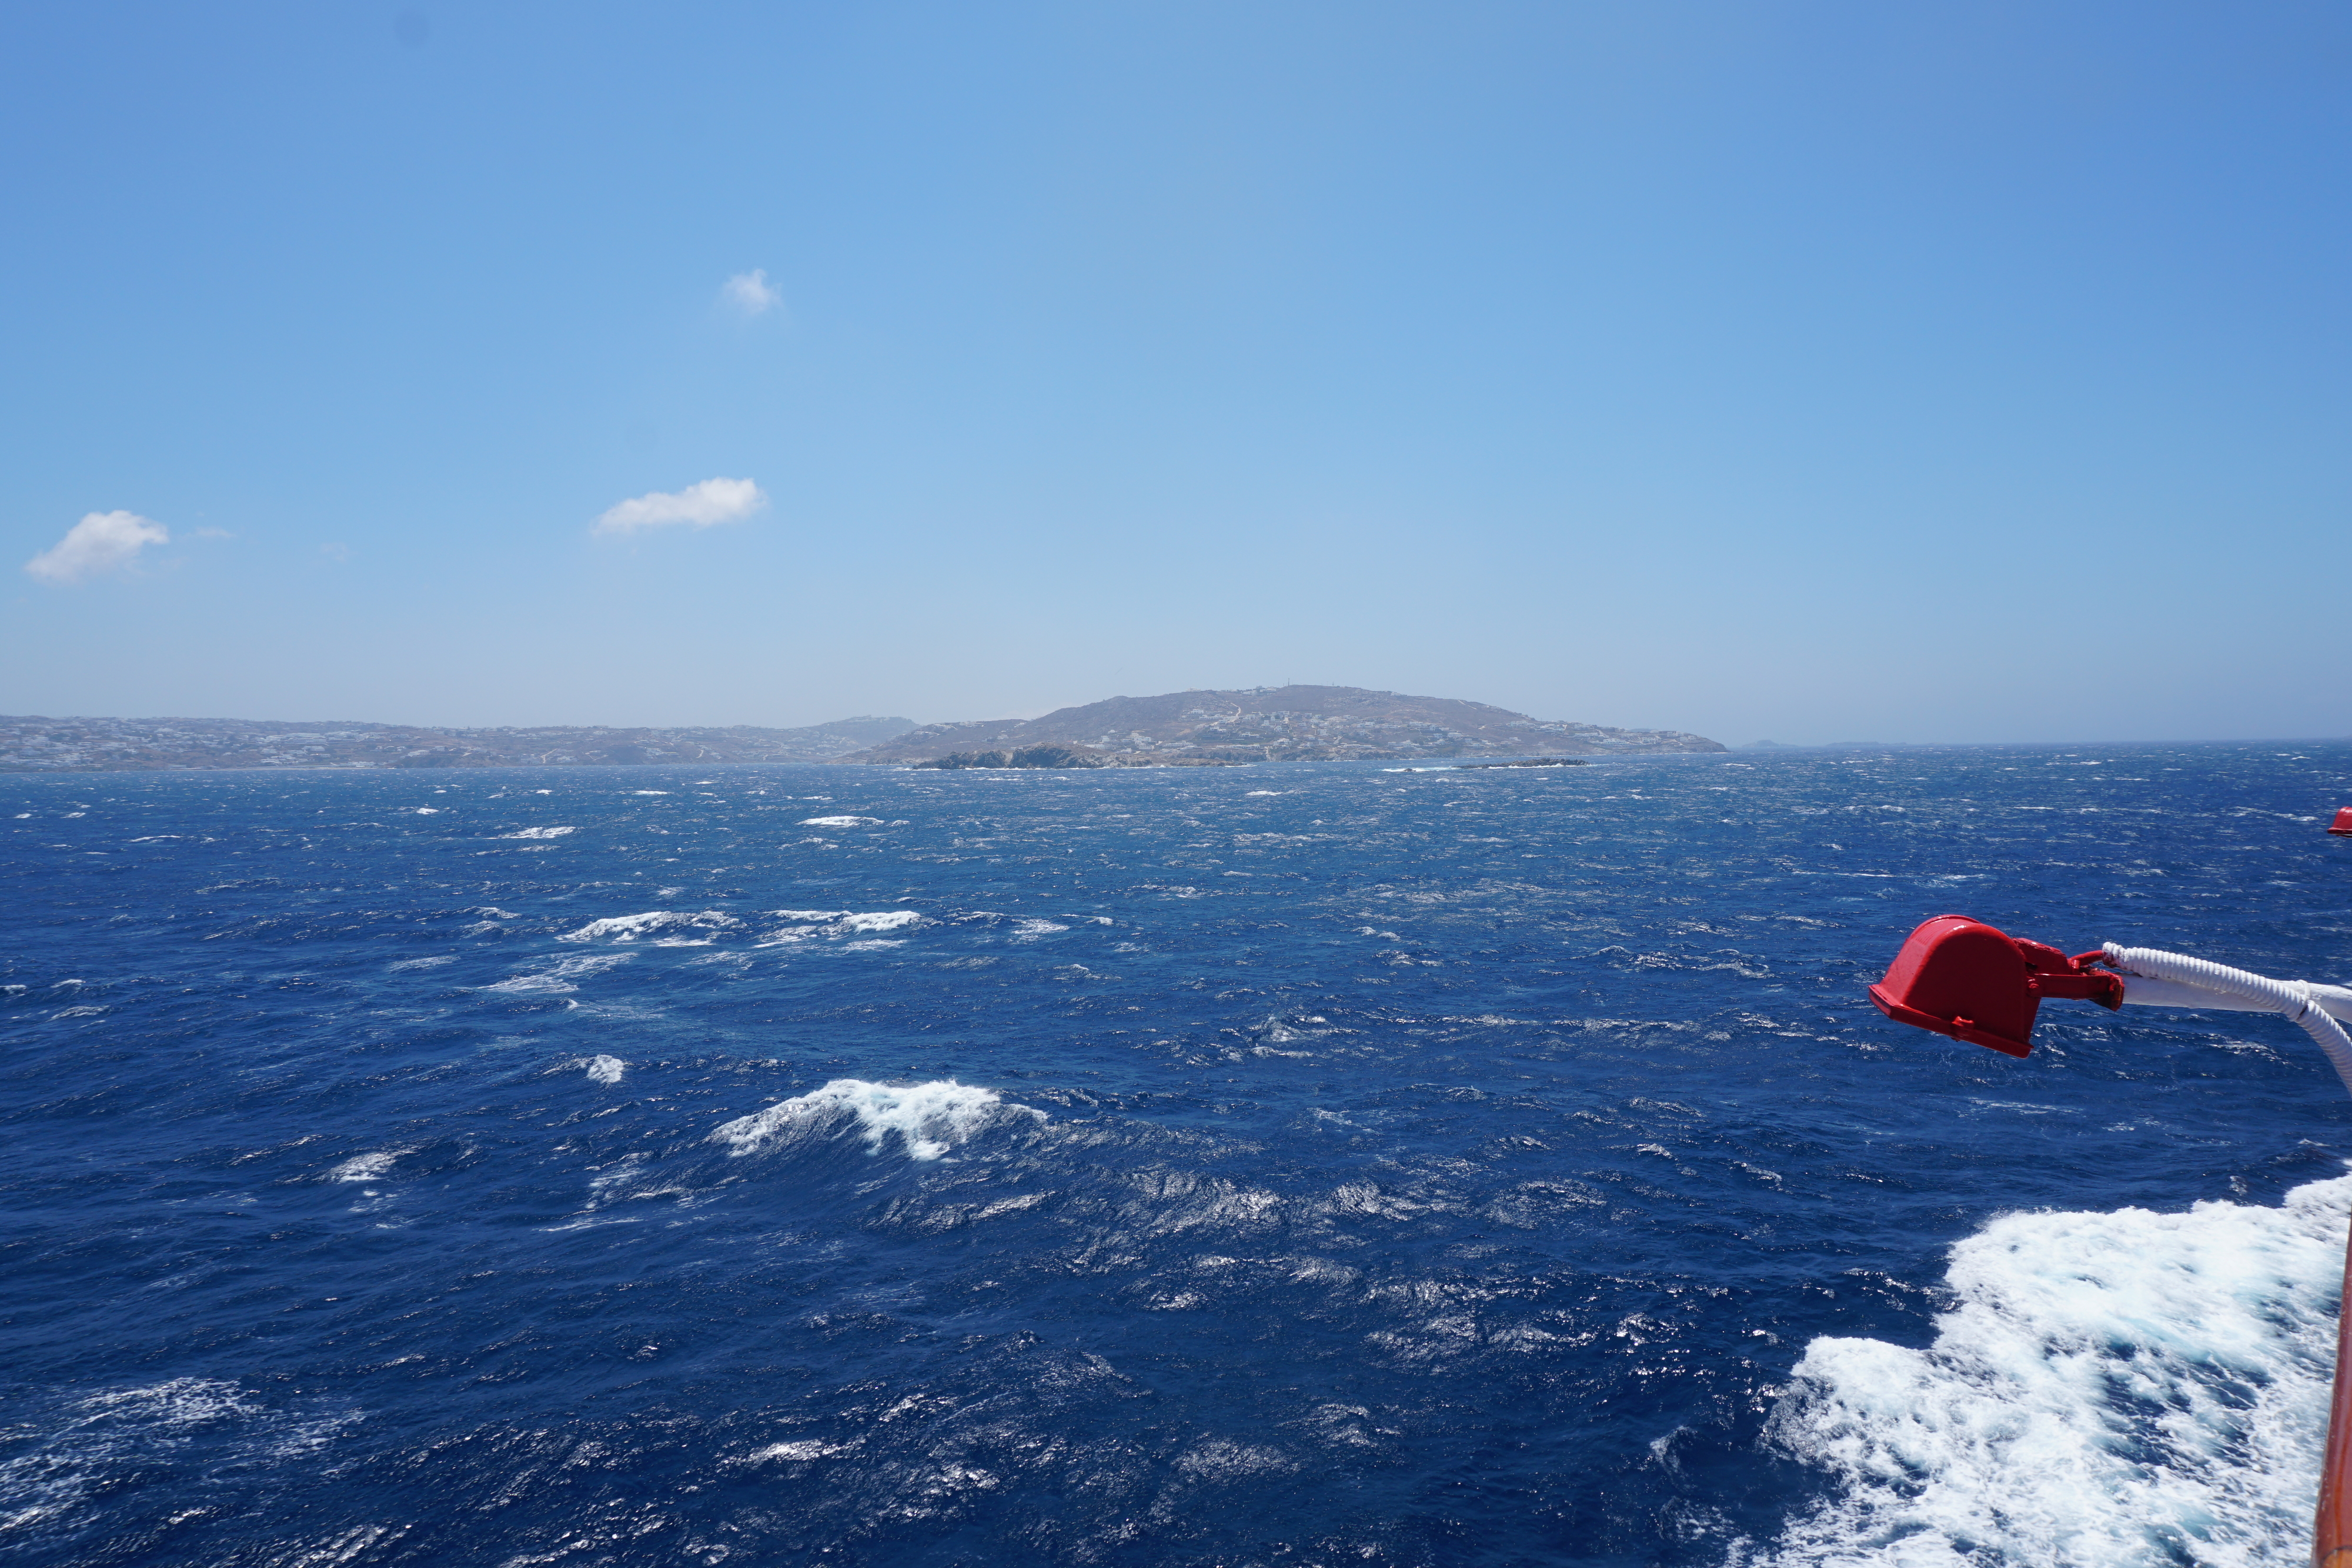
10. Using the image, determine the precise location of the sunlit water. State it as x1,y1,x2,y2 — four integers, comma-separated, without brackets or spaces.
6,743,2351,1567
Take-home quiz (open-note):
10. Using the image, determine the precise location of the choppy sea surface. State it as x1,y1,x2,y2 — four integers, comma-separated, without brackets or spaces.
7,743,2352,1568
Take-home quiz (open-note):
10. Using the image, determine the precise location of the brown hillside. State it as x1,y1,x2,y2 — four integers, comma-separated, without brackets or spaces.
834,686,1722,765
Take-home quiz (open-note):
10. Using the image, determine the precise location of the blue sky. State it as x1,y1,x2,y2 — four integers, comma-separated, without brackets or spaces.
5,2,2346,744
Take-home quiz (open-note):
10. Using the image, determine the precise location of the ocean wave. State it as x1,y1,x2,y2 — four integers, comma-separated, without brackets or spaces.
1749,1171,2352,1567
556,911,742,943
839,911,922,932
755,910,924,945
799,815,881,827
329,1150,406,1182
709,1078,1043,1161
481,954,632,994
498,825,576,840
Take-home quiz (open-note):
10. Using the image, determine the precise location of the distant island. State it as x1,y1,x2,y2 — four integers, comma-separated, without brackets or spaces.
0,715,916,773
0,687,1723,774
837,686,1723,767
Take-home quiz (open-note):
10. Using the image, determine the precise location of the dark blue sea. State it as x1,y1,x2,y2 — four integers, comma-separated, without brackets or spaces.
8,744,2352,1568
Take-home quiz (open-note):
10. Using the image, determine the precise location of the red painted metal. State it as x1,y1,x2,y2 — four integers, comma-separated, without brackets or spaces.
2316,1235,2352,1566
1868,915,2123,1057
2330,807,2352,837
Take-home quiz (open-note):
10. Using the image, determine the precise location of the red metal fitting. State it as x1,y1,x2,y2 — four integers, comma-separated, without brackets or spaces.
1869,915,2123,1058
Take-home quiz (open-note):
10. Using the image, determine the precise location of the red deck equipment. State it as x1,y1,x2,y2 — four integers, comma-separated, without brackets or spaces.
1867,915,2123,1057
2330,807,2352,837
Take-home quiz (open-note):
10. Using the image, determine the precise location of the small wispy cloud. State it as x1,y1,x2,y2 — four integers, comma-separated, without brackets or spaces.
25,511,170,584
721,269,781,316
594,477,767,537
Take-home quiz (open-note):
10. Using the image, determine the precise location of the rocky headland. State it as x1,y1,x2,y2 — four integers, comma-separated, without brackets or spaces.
835,686,1723,767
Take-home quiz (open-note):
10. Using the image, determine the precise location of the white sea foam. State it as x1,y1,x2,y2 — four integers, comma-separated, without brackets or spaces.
330,1151,405,1182
755,910,924,945
482,954,633,994
499,825,577,840
582,1055,625,1084
799,815,881,827
710,1078,1041,1161
743,1438,858,1463
0,1379,264,1533
839,911,921,933
1748,1170,2352,1567
387,955,455,971
557,910,741,943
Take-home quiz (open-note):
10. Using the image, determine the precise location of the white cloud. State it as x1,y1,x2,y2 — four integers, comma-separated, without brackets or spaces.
594,477,767,537
25,511,171,584
721,269,781,315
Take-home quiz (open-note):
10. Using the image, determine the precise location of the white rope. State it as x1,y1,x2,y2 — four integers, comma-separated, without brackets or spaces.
2104,942,2352,1097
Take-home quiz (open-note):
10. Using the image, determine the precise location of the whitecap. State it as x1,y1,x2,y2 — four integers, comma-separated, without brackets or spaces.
710,1078,1043,1161
743,1438,859,1463
499,825,577,840
582,1055,626,1084
838,911,921,933
330,1151,405,1182
1751,1170,2352,1566
482,954,633,994
755,910,924,945
799,815,882,827
557,910,742,943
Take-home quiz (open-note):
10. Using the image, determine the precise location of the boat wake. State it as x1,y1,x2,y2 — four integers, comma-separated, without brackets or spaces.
1748,1171,2351,1567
